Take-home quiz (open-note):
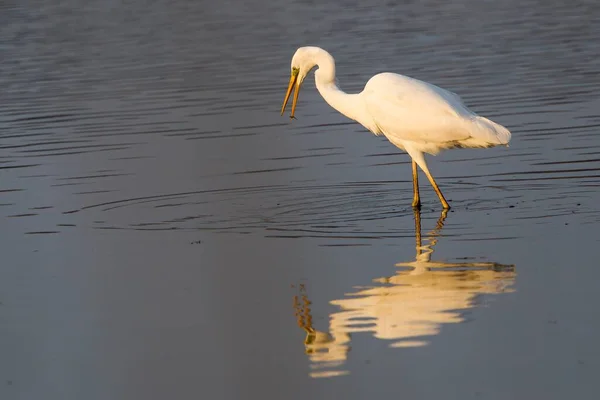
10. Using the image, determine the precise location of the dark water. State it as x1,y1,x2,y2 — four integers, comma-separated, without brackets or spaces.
1,0,600,399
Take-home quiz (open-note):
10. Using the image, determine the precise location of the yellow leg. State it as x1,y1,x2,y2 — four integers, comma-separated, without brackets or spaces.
411,160,421,209
423,169,451,210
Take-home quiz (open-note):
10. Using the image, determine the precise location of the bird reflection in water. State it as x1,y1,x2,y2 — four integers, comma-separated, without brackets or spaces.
292,209,516,379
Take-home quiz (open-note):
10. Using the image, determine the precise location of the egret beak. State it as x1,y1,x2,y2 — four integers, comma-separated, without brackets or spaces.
281,69,300,119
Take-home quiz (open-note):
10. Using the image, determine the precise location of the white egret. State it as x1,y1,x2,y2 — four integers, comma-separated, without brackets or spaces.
281,46,511,209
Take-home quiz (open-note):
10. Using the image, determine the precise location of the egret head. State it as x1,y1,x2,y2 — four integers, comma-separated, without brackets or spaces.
280,47,319,119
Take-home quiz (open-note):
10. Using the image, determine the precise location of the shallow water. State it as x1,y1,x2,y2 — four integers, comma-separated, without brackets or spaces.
1,0,600,399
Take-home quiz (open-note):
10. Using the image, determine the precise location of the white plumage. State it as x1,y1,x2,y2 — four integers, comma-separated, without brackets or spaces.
281,46,511,209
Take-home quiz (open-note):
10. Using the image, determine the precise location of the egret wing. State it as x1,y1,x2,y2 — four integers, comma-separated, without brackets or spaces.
363,73,473,144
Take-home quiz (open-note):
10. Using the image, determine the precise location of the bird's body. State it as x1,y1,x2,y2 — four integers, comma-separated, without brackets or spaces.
361,73,511,153
281,46,511,209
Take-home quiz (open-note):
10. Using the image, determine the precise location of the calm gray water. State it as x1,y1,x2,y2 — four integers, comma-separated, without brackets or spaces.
1,0,600,399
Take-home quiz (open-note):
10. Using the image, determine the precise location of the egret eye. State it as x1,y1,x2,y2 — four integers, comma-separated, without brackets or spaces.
292,67,299,77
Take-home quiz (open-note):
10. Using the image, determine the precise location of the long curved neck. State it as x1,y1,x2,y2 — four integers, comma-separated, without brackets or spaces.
312,50,364,123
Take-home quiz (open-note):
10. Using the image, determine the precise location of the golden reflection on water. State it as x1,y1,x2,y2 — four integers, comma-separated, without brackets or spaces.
293,210,516,379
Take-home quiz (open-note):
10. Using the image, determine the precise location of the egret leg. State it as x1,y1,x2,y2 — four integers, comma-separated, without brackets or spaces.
423,169,451,210
411,160,421,209
404,146,451,210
